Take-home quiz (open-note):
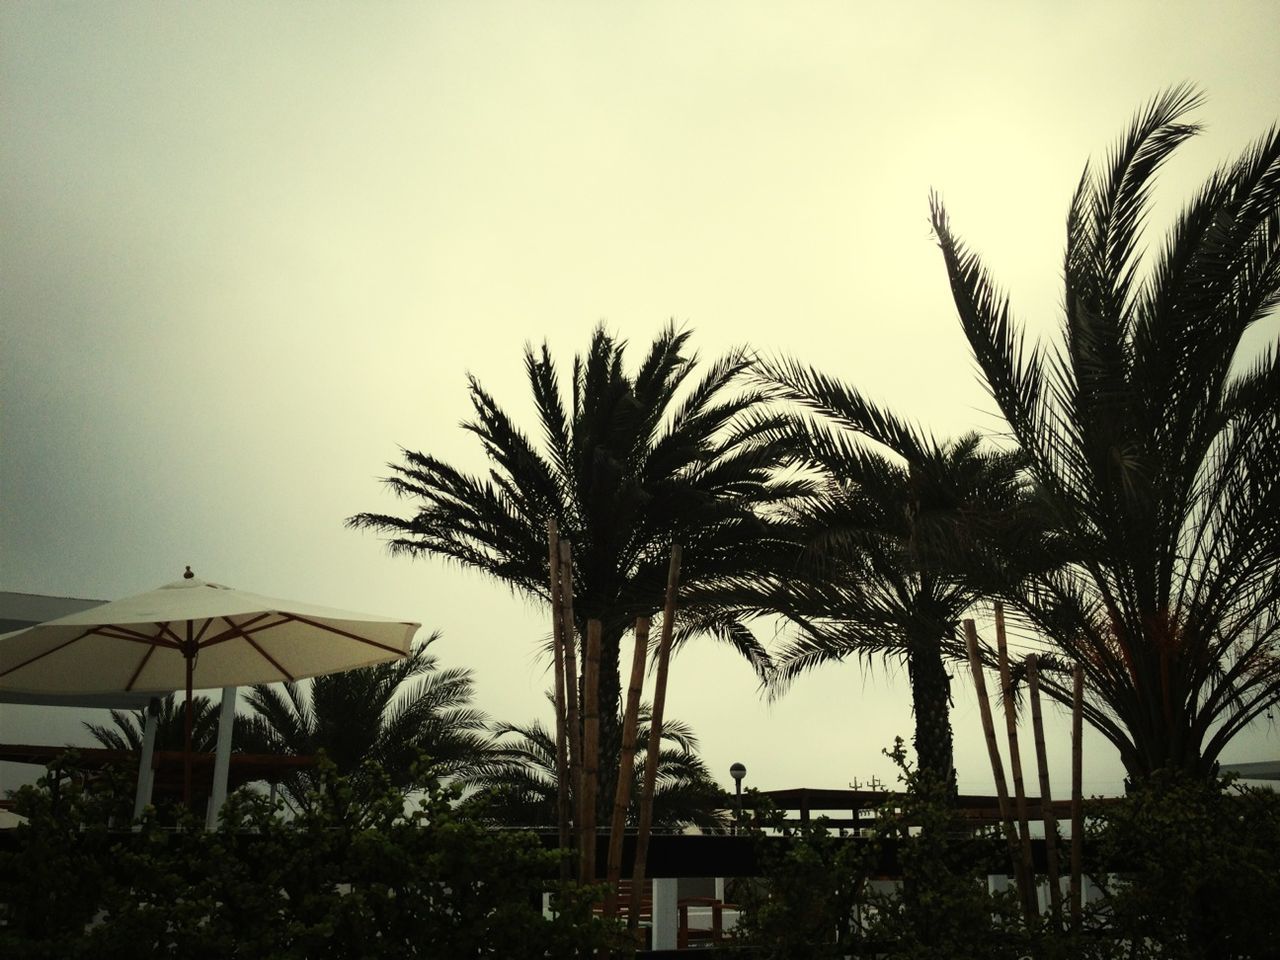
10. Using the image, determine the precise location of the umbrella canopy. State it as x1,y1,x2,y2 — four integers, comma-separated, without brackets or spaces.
0,572,418,694
0,569,420,805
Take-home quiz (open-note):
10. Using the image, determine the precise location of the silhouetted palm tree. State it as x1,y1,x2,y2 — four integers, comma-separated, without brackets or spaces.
459,709,727,832
931,85,1280,780
348,324,806,796
85,693,224,753
752,366,1039,789
238,633,490,810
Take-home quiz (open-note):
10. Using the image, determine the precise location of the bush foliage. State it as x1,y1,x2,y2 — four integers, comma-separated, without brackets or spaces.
1084,772,1280,960
0,754,616,960
732,741,1280,959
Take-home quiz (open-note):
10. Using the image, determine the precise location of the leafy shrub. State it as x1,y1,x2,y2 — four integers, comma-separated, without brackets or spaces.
732,747,1280,960
729,791,873,959
0,754,618,959
732,739,1028,959
0,752,129,958
858,740,1024,959
1083,772,1280,960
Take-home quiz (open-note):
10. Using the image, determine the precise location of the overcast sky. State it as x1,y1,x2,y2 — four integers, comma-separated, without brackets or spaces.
4,2,1279,799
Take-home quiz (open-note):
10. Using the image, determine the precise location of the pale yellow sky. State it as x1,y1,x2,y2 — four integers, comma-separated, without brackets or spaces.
3,2,1279,797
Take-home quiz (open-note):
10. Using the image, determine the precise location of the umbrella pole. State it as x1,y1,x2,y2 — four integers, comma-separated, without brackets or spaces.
184,620,195,810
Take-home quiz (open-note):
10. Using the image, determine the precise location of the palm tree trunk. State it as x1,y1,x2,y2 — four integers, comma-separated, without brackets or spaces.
1071,663,1084,932
580,620,602,883
594,621,625,823
907,623,956,794
559,540,584,877
547,521,572,883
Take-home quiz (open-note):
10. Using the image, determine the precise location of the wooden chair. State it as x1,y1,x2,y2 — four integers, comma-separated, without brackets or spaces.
677,896,737,948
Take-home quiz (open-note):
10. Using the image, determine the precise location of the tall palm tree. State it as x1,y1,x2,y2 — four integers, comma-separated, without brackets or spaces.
750,369,1039,789
459,709,728,832
238,632,490,810
931,85,1280,780
348,324,807,795
85,692,225,754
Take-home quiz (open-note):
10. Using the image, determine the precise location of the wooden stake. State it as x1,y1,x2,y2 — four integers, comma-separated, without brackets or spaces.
630,544,682,931
559,539,583,879
964,618,1033,924
1071,663,1084,931
995,602,1037,920
579,619,602,883
547,521,572,883
1027,654,1063,927
604,617,650,923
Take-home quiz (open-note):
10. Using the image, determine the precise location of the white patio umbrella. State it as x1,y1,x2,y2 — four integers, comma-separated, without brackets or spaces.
0,568,420,806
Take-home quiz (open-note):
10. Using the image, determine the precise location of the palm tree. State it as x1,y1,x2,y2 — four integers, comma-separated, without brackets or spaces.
750,368,1039,789
348,324,806,795
85,693,224,753
459,709,728,832
238,632,490,810
931,85,1280,780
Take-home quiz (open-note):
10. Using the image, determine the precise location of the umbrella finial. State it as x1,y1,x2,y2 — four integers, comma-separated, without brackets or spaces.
183,566,194,580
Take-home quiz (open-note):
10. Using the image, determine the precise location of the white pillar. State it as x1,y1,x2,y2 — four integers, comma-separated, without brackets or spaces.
651,877,678,951
715,877,726,902
205,685,237,831
132,697,160,826
1083,873,1104,905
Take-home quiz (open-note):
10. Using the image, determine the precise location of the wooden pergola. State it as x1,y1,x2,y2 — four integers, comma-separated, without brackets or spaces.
747,786,1115,830
0,743,314,808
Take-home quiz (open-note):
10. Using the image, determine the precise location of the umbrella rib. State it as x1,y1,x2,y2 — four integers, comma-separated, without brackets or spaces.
0,627,99,679
213,617,297,682
125,644,158,691
193,617,217,645
92,623,167,642
245,634,295,682
197,611,406,662
93,626,182,648
281,614,409,657
199,612,277,648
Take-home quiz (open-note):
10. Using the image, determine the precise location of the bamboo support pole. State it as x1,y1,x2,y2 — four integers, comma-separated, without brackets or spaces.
580,619,602,883
1071,663,1084,931
994,603,1037,919
630,544,682,932
963,618,1034,925
547,521,572,883
1027,654,1063,927
603,616,650,923
559,540,583,879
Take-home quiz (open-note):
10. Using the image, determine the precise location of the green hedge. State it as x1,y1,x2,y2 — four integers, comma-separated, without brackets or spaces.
731,740,1280,960
0,755,618,960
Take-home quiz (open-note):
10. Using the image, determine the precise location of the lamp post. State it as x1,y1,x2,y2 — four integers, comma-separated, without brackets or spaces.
729,762,746,834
